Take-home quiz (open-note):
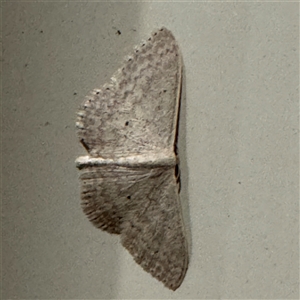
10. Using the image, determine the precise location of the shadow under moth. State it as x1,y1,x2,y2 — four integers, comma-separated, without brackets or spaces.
75,27,188,291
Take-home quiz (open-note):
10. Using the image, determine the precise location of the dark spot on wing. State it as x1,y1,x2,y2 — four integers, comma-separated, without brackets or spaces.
80,139,90,151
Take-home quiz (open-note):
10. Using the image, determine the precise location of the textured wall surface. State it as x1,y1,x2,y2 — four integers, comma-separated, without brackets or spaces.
2,2,299,299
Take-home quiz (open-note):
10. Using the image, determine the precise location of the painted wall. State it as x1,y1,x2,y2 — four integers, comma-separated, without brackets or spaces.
2,2,298,299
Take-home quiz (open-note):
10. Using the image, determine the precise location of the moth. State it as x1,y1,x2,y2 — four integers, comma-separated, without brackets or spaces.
75,27,188,291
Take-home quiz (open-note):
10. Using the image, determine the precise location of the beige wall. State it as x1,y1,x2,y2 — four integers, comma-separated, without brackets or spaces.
2,2,299,299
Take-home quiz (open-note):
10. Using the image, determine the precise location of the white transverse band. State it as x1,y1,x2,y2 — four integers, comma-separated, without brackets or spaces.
76,152,177,168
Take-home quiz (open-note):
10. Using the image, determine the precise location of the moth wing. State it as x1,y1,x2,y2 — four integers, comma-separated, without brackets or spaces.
120,167,188,291
76,27,182,158
79,165,188,290
79,165,126,234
